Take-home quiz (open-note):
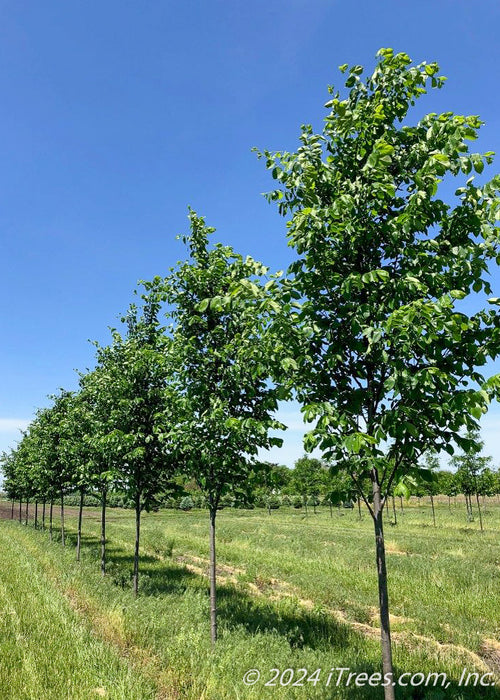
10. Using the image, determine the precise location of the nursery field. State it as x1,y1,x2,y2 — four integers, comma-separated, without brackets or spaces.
0,499,499,699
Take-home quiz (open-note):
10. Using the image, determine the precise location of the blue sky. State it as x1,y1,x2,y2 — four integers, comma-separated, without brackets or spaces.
1,0,500,469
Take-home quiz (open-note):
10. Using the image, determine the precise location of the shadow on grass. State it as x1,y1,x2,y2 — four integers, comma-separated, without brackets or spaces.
33,522,500,699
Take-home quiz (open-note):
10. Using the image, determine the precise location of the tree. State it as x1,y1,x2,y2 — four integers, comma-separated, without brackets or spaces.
162,211,283,645
422,453,441,526
241,462,289,513
451,430,491,531
91,288,179,595
437,469,457,509
291,456,325,514
323,466,356,517
77,367,119,575
258,48,500,697
36,392,77,545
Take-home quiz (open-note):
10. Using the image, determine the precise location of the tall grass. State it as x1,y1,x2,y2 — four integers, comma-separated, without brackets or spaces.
1,499,499,699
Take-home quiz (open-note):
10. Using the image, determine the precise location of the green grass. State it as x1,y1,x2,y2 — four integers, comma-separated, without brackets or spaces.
1,497,499,699
0,524,156,700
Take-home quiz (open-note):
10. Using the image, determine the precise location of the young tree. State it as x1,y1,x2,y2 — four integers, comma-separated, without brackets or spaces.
242,462,289,513
91,288,179,595
78,366,122,575
258,49,500,696
422,453,440,527
437,470,457,510
323,466,356,517
451,430,491,531
162,212,283,645
291,456,325,514
33,394,76,545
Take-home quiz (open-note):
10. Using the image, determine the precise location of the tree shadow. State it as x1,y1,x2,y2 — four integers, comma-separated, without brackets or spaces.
30,521,500,698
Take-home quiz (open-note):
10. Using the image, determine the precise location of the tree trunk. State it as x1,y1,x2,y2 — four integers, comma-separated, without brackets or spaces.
391,496,397,525
209,505,218,646
19,499,22,523
76,489,84,561
304,497,308,517
313,501,317,514
358,498,362,520
42,501,46,530
34,501,38,529
448,495,451,511
399,495,404,513
49,500,53,541
475,492,484,533
329,502,333,518
132,493,141,596
371,473,395,700
101,488,107,576
430,494,436,527
10,499,14,519
25,499,29,526
60,494,65,547
466,493,474,521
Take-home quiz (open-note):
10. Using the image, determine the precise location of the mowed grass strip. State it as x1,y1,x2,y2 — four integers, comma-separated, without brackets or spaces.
2,502,500,699
0,524,156,700
95,500,500,652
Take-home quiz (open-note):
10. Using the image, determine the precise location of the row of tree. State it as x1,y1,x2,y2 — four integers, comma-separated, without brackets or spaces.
2,215,283,647
3,49,500,698
243,450,500,530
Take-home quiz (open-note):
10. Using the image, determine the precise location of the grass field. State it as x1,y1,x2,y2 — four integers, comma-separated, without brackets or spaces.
0,498,499,699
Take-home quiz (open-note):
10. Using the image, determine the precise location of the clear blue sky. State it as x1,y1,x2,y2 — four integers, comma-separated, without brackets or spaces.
1,0,500,468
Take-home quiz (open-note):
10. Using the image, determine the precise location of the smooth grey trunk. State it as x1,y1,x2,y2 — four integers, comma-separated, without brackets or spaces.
42,501,46,530
34,501,38,529
76,489,84,561
371,473,395,700
101,488,107,576
430,494,436,527
18,499,22,523
475,492,484,532
209,506,218,647
60,494,65,546
49,500,53,541
132,493,141,596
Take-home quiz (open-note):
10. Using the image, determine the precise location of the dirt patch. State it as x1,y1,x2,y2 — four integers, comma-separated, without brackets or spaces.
172,551,500,678
384,540,407,555
480,638,500,673
0,500,101,521
174,554,244,583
